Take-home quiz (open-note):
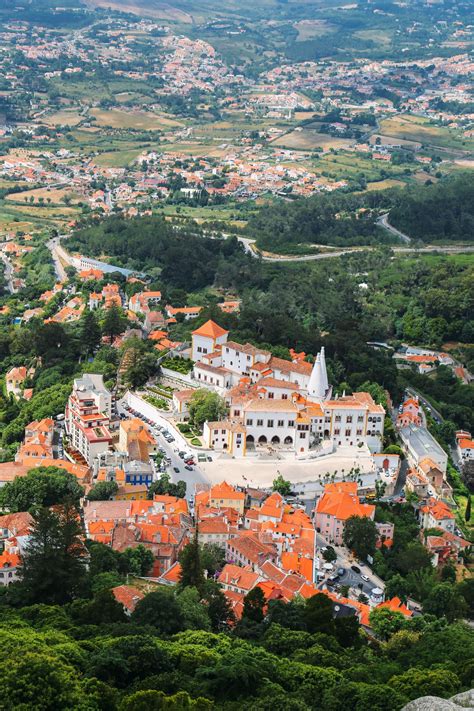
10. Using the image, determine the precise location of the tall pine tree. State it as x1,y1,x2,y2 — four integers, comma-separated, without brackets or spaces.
20,502,87,604
80,309,101,356
102,304,126,342
178,528,205,593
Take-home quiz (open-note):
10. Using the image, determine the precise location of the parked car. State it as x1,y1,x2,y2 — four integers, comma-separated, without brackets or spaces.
361,574,369,582
184,465,193,471
351,565,361,574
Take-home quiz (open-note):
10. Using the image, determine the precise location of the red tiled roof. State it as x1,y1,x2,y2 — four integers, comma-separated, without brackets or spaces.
112,585,144,613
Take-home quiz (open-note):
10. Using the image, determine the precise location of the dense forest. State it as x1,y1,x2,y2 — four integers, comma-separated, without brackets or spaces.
67,217,257,292
389,174,474,243
246,190,395,253
244,174,473,253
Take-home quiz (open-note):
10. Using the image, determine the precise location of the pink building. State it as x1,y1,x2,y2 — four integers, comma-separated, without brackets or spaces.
314,482,375,545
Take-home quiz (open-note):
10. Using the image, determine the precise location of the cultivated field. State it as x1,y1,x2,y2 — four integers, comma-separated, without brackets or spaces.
90,108,183,130
365,179,405,191
378,115,473,151
273,129,353,151
42,110,84,127
6,187,82,204
84,0,193,22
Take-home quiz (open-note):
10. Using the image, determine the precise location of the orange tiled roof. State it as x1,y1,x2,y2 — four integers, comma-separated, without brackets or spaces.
210,481,245,501
192,320,228,339
0,511,33,536
112,585,144,613
218,563,259,591
316,484,375,521
160,561,182,584
421,498,455,520
377,596,413,617
0,550,21,568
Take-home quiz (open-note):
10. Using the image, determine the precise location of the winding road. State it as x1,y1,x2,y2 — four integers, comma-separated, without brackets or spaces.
376,212,411,244
236,217,474,262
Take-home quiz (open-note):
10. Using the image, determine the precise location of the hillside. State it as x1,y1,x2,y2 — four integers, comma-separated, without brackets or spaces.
246,190,397,253
388,173,474,243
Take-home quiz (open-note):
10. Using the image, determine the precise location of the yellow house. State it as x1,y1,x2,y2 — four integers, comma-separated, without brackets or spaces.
209,481,246,514
114,484,148,500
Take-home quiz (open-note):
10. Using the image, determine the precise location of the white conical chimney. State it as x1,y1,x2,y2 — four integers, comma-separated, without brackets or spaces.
320,347,329,393
308,354,325,401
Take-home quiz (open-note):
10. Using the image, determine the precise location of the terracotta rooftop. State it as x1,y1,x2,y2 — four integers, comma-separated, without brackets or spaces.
192,319,228,339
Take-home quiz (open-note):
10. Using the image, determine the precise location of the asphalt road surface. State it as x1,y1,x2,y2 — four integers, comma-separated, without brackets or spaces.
116,399,209,501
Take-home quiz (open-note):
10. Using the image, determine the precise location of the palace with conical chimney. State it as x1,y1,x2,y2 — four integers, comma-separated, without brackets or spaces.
187,320,384,458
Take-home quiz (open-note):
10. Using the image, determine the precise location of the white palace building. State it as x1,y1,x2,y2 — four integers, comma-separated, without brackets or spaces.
184,320,385,458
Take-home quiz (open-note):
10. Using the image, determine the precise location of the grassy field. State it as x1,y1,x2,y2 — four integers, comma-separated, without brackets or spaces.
93,149,146,167
378,115,473,151
354,29,392,47
90,108,183,130
6,187,82,204
366,178,405,191
273,129,353,151
42,110,84,127
159,141,241,157
0,199,78,235
159,203,249,226
313,151,409,182
412,253,474,268
84,0,193,22
295,19,335,40
455,494,474,538
3,202,78,221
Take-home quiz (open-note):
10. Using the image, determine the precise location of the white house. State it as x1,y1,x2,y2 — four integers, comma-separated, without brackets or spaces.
191,320,229,363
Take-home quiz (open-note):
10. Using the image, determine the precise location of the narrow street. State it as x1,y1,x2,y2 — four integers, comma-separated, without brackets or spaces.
315,532,385,598
116,397,210,501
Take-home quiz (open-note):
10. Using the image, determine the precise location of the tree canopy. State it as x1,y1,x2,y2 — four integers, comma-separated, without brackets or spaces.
0,467,84,512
